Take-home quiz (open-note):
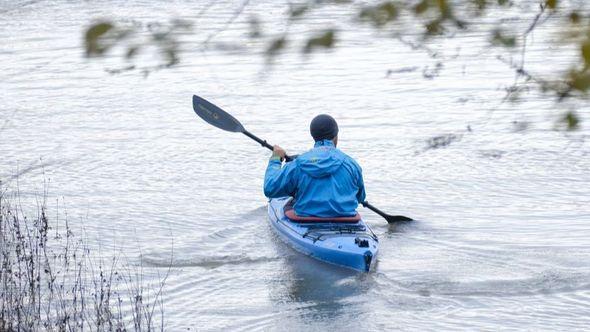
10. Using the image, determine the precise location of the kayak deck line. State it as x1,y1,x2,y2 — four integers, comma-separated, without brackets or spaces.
302,227,377,243
274,218,375,243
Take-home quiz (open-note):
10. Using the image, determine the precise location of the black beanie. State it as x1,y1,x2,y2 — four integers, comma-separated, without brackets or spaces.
310,114,339,141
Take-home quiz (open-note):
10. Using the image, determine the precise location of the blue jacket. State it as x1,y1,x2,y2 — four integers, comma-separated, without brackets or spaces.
264,139,366,217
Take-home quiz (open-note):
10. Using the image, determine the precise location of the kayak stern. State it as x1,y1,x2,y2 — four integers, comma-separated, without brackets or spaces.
268,197,379,272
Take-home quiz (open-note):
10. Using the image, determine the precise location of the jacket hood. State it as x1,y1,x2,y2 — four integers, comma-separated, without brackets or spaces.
297,140,344,178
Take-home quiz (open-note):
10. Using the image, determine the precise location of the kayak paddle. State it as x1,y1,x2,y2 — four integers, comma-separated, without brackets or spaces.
192,94,413,224
192,95,295,162
362,201,413,223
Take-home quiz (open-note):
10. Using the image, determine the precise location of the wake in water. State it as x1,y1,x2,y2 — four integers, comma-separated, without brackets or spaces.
391,270,590,298
142,253,281,269
142,205,280,269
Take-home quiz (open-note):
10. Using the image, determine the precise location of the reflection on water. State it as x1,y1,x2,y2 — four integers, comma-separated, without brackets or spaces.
269,240,369,321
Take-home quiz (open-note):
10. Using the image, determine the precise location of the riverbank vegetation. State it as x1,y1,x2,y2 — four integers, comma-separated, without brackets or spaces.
0,181,167,331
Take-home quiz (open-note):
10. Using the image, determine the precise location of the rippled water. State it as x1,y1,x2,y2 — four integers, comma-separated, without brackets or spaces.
2,0,590,330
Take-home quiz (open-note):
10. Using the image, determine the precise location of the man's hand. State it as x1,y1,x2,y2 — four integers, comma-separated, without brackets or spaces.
272,145,287,161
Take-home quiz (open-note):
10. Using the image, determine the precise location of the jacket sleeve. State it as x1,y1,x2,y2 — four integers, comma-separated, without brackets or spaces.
264,157,298,198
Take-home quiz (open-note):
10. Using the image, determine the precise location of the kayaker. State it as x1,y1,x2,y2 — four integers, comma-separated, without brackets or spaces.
264,114,366,218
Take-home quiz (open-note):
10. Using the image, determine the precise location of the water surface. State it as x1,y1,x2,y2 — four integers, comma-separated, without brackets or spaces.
1,1,589,330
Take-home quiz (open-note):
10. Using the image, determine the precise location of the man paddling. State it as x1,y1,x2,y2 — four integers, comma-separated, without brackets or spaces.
264,114,366,218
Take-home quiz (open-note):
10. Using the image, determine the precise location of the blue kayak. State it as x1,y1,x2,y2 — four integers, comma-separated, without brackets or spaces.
268,197,379,272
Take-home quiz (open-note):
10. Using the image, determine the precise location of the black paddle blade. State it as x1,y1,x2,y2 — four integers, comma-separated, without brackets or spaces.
384,215,414,223
192,95,245,133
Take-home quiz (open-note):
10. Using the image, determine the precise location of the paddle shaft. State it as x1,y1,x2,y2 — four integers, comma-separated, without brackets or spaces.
242,129,294,162
243,130,273,150
362,201,413,222
362,201,386,218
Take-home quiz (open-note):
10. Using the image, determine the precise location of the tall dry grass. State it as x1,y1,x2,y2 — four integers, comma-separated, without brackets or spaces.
0,182,168,331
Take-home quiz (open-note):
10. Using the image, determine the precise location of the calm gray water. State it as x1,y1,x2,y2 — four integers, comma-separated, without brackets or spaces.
2,0,590,330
